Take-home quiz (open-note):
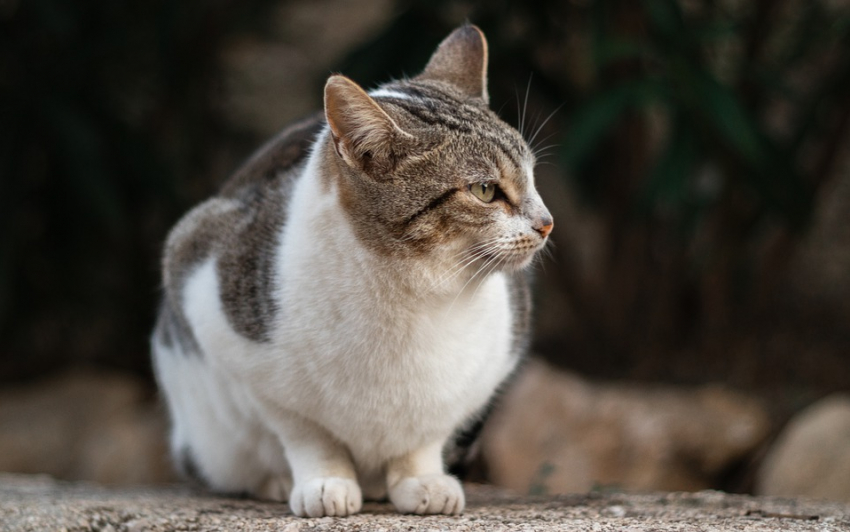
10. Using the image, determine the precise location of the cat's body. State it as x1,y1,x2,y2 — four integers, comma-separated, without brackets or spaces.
152,25,552,517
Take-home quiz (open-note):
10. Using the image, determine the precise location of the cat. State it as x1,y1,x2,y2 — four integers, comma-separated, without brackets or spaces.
151,24,553,518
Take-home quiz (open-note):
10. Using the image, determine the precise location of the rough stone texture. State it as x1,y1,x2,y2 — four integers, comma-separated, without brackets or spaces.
1,474,848,532
482,360,771,494
0,373,176,485
756,393,850,502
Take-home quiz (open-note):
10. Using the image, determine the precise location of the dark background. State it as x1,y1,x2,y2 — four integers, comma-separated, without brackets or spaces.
2,0,849,418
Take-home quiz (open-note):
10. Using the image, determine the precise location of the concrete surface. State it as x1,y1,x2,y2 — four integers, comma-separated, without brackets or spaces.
1,473,848,531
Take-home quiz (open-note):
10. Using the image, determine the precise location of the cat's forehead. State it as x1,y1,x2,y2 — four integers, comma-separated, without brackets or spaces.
369,80,534,176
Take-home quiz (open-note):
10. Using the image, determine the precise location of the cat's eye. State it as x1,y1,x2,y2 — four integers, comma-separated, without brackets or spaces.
470,182,498,203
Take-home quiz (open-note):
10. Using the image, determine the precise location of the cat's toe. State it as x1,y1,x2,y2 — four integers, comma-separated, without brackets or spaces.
289,477,362,517
389,474,465,515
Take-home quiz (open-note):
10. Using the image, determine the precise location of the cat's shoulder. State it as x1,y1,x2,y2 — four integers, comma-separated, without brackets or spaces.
163,112,324,285
161,113,325,343
220,111,325,199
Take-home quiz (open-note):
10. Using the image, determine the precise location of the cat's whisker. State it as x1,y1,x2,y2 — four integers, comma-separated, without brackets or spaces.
444,251,502,317
531,140,560,160
429,237,505,292
447,240,504,295
531,246,553,273
533,139,558,151
430,248,490,292
533,150,558,161
527,104,563,149
469,253,507,302
521,74,533,140
536,239,557,271
514,86,524,138
532,151,558,164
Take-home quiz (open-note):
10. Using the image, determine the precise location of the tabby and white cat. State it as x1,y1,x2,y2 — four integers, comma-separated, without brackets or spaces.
152,24,552,517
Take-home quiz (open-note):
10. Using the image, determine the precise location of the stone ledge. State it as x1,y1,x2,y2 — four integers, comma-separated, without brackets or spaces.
1,473,848,531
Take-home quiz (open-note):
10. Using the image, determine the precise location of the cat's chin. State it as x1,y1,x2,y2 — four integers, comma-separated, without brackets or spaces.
496,252,538,273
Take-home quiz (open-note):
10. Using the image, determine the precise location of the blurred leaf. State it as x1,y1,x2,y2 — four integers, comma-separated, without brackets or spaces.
639,115,698,214
682,69,810,224
593,38,655,67
692,20,740,43
688,70,764,167
562,80,666,169
643,0,686,40
788,48,850,157
775,3,832,67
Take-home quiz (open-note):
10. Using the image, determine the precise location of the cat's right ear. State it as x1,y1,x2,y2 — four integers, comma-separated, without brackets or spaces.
324,75,412,171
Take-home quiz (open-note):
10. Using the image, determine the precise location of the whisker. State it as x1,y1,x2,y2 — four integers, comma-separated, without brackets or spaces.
531,135,560,157
527,104,564,148
532,146,560,162
533,142,559,154
429,237,506,292
430,251,484,291
536,245,555,272
430,247,491,291
444,249,502,317
469,253,506,302
519,71,534,138
514,85,523,138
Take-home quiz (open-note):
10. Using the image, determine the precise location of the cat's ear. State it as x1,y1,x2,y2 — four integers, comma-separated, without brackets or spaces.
417,24,489,104
324,75,412,169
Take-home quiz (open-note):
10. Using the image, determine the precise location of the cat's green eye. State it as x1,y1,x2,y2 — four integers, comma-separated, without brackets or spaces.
470,182,497,203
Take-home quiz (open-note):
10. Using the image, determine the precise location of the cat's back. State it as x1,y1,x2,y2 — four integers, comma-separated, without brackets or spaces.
219,112,324,199
157,113,324,349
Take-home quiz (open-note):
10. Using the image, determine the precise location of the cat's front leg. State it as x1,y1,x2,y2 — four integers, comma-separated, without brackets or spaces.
277,415,362,517
386,440,465,515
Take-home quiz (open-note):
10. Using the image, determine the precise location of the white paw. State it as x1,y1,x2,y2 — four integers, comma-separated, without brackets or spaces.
389,474,465,515
288,477,362,517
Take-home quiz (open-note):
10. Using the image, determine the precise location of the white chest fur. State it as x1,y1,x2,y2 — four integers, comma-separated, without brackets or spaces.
181,147,517,470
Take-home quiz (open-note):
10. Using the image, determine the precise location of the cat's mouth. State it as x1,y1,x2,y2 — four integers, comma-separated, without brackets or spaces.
472,237,546,272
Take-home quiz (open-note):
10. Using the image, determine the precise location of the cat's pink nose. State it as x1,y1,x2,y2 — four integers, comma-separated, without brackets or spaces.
535,217,553,238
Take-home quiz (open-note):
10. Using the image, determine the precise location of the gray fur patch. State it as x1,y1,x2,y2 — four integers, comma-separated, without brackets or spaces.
507,270,533,357
176,444,205,484
160,197,241,356
156,114,324,348
215,181,287,342
215,114,324,342
153,298,202,355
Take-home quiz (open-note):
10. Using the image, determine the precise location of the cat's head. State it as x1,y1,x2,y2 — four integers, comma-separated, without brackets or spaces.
321,25,552,282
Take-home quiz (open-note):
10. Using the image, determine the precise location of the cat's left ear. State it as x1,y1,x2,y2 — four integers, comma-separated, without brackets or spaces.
325,75,413,170
417,24,489,104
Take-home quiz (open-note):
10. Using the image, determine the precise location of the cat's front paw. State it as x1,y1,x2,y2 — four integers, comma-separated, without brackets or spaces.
389,474,465,515
289,477,362,517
